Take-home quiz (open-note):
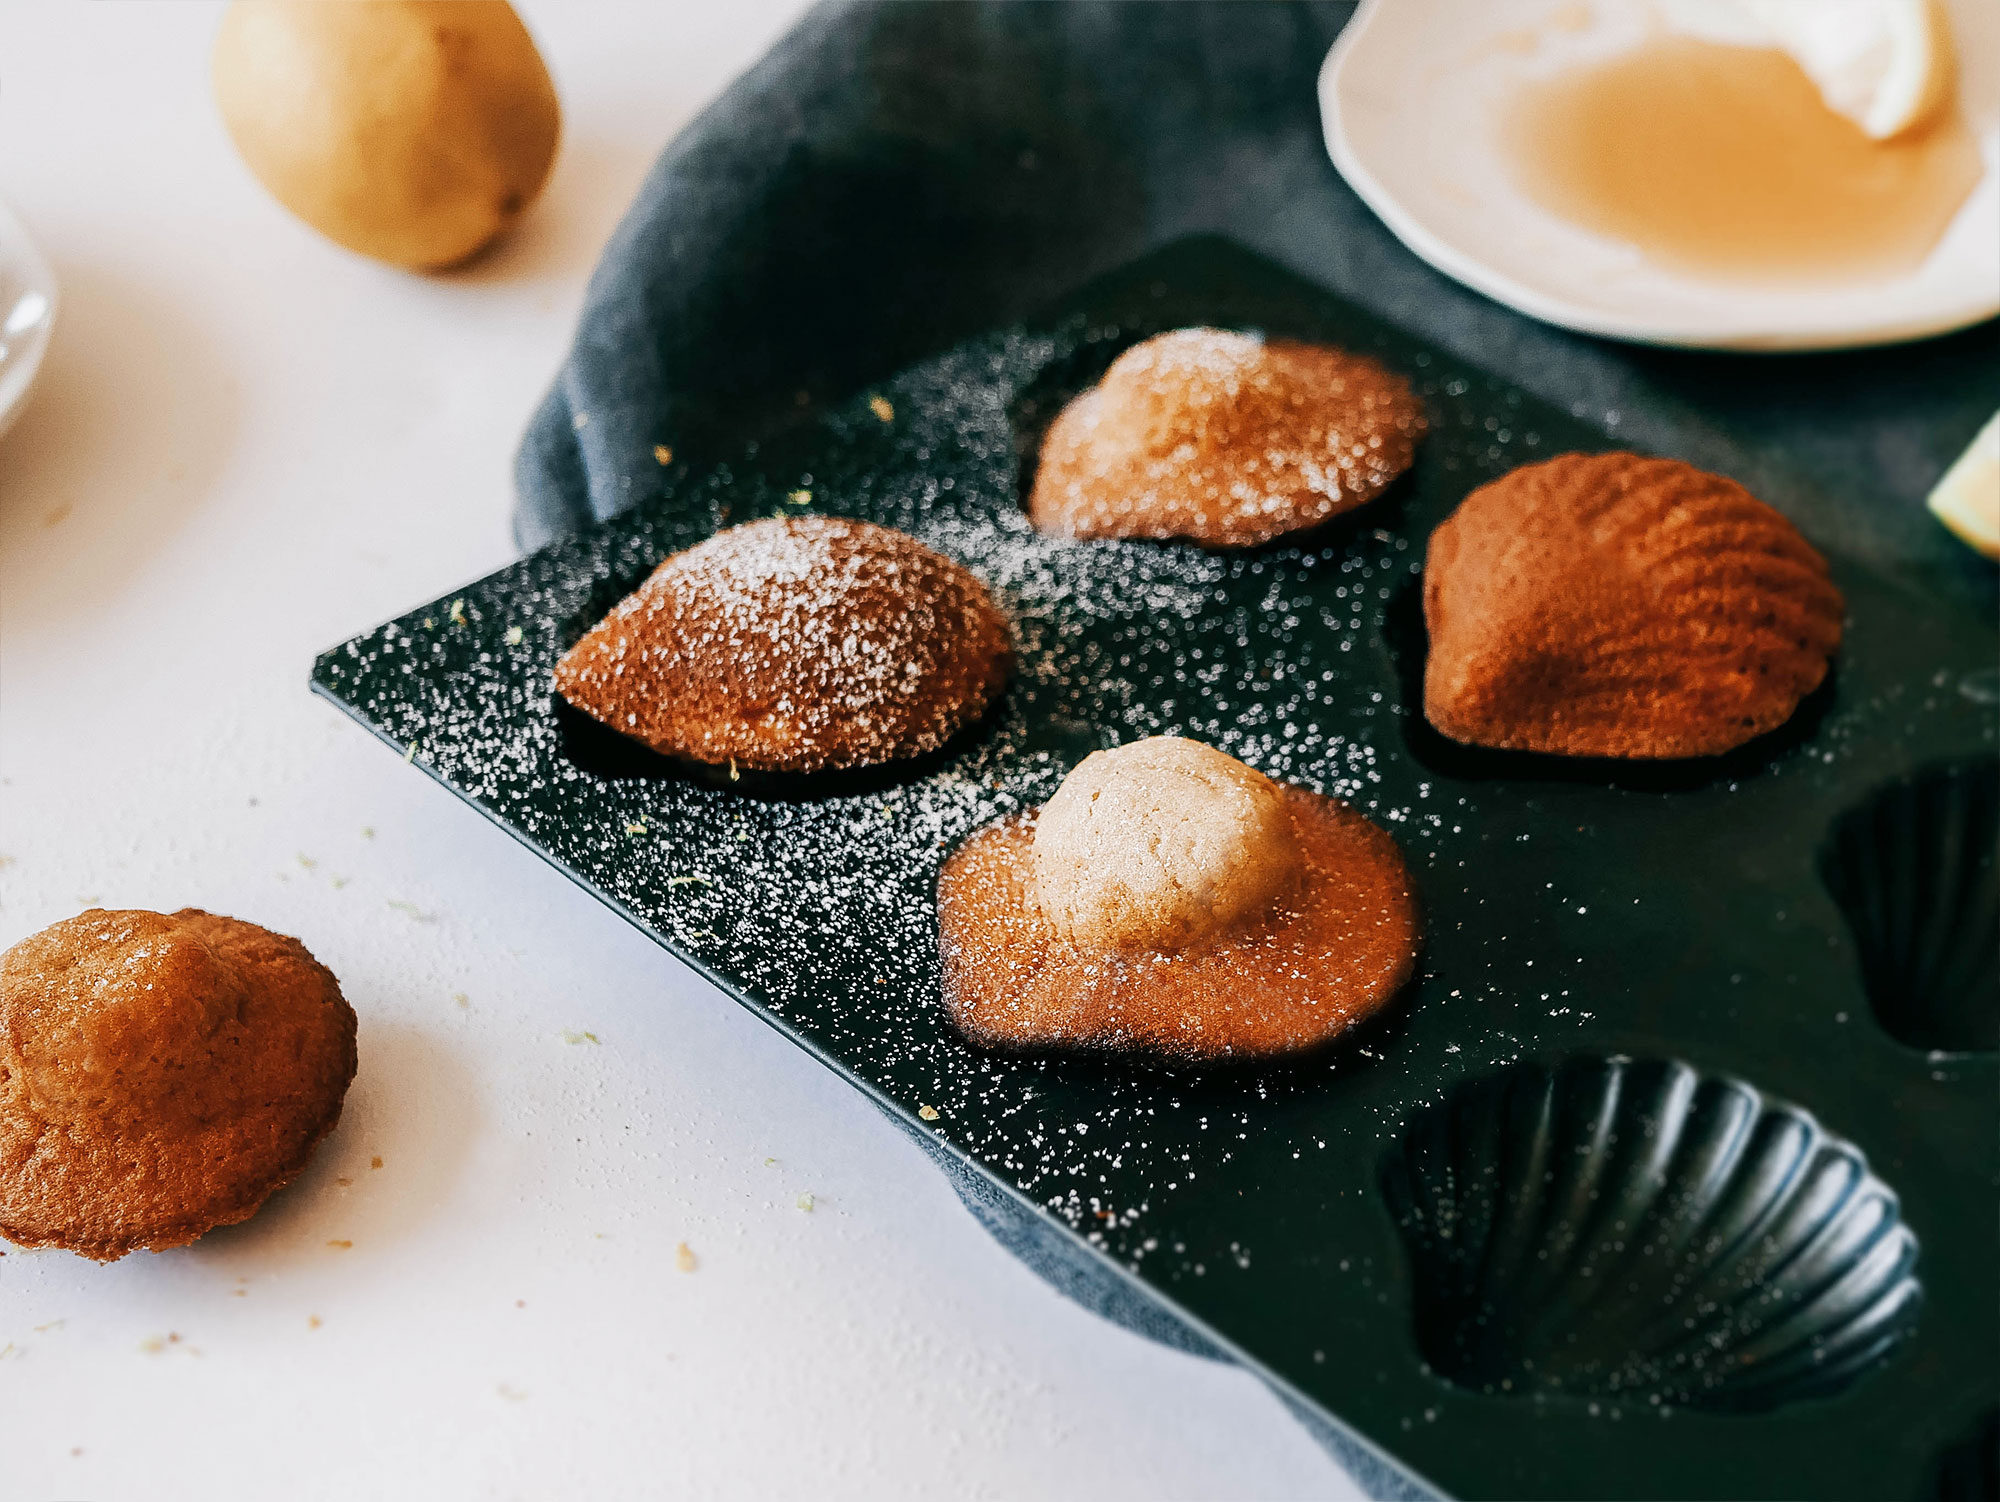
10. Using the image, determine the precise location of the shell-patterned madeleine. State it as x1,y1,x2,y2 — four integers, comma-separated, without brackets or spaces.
1423,452,1844,759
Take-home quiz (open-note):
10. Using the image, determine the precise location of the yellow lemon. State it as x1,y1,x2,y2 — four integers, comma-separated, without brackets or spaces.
214,0,561,270
1928,412,2000,559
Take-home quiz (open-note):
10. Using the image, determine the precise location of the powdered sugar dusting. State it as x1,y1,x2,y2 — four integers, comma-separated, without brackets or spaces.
317,313,1462,1261
1030,328,1425,546
313,278,1988,1352
554,515,1010,771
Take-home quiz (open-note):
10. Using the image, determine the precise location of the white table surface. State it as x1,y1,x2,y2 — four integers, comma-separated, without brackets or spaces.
0,5,1366,1497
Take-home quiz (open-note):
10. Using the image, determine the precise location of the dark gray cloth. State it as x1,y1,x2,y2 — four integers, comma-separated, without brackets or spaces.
515,0,1997,609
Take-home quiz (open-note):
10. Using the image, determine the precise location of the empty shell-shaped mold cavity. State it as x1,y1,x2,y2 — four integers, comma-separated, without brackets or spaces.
1820,760,1998,1053
1381,1056,1921,1413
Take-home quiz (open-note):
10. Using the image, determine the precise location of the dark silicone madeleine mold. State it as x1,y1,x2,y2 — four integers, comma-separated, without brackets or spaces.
1382,1055,1922,1414
1820,759,1999,1053
317,238,2000,1500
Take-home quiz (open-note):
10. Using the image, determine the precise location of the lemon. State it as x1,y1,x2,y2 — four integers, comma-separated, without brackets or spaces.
214,1,561,270
1928,412,2000,559
1742,0,1955,139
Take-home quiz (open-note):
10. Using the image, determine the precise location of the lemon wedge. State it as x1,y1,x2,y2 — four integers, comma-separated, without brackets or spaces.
1928,412,2000,559
1741,0,1956,139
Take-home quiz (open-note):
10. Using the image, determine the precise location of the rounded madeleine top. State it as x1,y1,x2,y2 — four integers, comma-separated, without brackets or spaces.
555,515,1012,774
1,908,357,1261
1030,328,1424,547
1031,736,1305,953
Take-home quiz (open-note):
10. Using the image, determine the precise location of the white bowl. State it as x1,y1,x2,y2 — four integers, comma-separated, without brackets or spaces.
0,195,57,439
1319,0,2000,350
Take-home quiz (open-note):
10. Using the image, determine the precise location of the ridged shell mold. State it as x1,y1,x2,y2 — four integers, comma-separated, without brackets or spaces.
1382,1056,1921,1412
1821,759,1998,1053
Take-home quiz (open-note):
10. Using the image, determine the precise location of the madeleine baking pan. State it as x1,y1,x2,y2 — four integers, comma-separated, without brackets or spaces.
315,240,1997,1501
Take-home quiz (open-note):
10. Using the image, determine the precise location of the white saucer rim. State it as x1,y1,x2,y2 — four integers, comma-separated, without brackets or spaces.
1319,0,2000,353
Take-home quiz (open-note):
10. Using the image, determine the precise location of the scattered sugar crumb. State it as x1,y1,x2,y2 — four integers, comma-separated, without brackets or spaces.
505,625,524,646
654,444,674,465
675,1242,698,1273
918,1105,940,1122
869,395,894,422
796,1193,815,1212
562,1030,600,1045
308,1316,322,1330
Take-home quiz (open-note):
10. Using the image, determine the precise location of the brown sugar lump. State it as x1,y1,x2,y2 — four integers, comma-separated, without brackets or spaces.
0,909,358,1262
937,737,1421,1064
554,516,1013,775
1027,328,1425,548
1423,451,1845,759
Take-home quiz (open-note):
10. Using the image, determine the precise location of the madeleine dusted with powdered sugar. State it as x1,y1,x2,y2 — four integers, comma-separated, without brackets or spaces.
938,737,1420,1064
1029,328,1424,548
555,516,1012,775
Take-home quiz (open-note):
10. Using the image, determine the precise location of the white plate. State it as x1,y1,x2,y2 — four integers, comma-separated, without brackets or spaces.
1319,0,2000,350
0,194,57,439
